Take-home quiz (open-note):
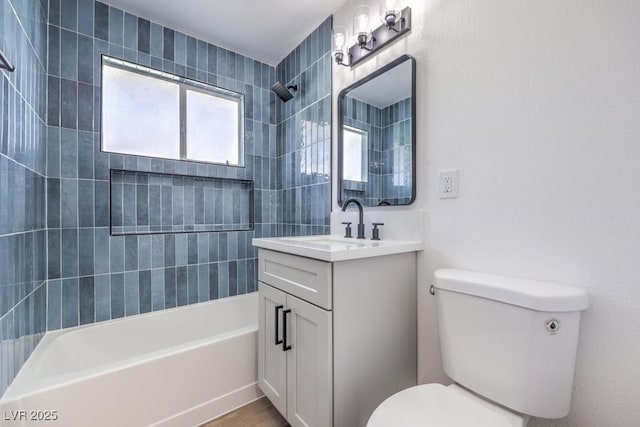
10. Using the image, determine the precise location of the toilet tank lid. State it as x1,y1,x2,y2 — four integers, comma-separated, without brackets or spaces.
433,269,589,312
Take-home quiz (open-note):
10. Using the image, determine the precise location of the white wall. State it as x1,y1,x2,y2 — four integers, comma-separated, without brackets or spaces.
332,1,640,426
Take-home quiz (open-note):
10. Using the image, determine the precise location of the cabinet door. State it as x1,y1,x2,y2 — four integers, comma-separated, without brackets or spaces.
258,282,287,416
286,294,333,427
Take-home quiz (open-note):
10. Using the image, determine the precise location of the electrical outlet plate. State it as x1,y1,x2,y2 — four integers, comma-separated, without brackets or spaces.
439,170,459,199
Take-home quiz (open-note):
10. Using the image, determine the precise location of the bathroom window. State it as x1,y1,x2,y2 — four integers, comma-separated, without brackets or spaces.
343,126,368,182
101,56,244,166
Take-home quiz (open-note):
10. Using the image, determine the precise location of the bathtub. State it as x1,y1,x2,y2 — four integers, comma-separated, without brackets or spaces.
0,293,260,427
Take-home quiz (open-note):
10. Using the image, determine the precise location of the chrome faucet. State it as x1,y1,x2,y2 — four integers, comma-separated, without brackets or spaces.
341,198,365,239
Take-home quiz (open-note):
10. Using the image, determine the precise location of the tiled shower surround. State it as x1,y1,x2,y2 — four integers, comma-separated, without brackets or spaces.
275,17,332,236
0,0,48,396
0,0,331,397
343,97,412,205
45,0,279,331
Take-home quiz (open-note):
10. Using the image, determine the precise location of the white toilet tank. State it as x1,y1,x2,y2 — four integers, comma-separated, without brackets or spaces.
433,269,589,419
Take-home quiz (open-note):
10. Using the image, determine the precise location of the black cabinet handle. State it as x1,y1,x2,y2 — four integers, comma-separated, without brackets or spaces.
282,309,292,351
274,305,283,346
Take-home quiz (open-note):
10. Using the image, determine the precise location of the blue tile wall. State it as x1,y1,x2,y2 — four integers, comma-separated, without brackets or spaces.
343,97,383,205
381,98,412,204
343,97,412,205
110,170,253,235
275,18,332,237
0,0,48,397
45,0,277,334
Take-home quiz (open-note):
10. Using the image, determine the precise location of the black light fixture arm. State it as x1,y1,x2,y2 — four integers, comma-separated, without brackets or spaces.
334,51,351,67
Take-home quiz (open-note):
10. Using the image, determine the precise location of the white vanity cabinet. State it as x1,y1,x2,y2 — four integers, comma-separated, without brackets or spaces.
257,247,417,427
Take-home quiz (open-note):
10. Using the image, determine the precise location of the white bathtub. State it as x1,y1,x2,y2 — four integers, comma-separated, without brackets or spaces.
0,293,260,427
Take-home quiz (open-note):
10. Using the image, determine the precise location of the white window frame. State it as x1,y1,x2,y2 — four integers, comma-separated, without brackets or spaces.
101,55,245,167
343,125,368,182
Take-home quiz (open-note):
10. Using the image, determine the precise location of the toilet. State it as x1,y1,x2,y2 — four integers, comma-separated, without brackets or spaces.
368,268,589,426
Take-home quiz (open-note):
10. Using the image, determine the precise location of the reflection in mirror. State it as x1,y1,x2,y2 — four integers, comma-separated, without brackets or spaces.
338,55,416,207
343,126,368,182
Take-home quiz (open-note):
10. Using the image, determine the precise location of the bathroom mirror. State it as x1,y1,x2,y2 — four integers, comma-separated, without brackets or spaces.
338,55,416,207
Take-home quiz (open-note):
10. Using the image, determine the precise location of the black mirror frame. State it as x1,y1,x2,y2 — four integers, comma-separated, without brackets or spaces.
337,54,417,208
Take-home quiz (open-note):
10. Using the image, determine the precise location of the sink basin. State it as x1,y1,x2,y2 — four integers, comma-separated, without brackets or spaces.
252,235,422,262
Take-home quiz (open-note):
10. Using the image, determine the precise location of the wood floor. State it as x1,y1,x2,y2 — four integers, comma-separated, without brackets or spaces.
201,397,289,427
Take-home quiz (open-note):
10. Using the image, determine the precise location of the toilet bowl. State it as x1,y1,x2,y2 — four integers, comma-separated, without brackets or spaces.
367,269,589,427
367,383,528,427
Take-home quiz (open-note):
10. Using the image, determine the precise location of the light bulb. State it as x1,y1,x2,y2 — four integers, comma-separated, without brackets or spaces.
380,0,401,28
332,26,348,65
353,5,371,38
333,26,346,52
356,14,369,33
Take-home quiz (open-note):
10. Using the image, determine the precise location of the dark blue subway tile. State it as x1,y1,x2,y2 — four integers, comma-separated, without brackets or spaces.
187,265,198,304
124,271,139,316
110,236,124,272
218,261,229,298
60,79,77,129
94,180,109,227
139,270,151,313
79,276,95,325
61,178,78,227
109,7,124,46
198,264,209,301
138,235,151,270
78,0,94,36
48,26,61,76
151,269,164,310
47,76,60,126
123,13,137,50
60,30,78,80
47,280,62,330
163,28,174,61
47,179,61,228
186,36,197,68
124,235,138,271
77,131,93,179
94,1,109,41
208,263,218,299
62,278,79,328
61,0,77,31
164,267,176,308
78,228,94,276
137,18,150,53
62,229,78,277
163,234,175,267
48,230,61,279
187,234,197,264
77,83,94,131
110,273,124,319
229,260,238,296
95,274,110,321
50,0,61,26
176,266,187,306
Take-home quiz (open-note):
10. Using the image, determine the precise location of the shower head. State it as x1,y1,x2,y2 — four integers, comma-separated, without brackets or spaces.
271,82,298,102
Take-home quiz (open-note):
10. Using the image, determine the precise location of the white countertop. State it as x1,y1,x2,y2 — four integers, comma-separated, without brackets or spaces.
252,235,423,262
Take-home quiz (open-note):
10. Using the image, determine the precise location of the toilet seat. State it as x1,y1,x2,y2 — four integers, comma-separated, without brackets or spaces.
367,383,526,427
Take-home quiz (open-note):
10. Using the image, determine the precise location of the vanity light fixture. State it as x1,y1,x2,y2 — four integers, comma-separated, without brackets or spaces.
333,5,412,68
332,26,351,67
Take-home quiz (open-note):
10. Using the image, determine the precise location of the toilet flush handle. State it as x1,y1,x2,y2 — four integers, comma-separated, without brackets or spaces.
429,284,435,295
